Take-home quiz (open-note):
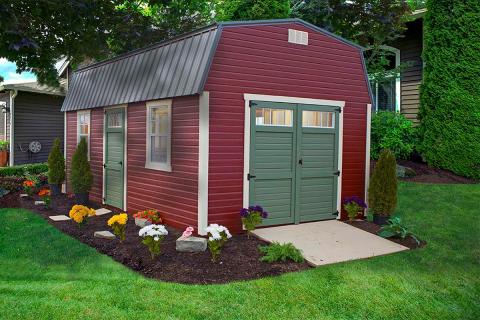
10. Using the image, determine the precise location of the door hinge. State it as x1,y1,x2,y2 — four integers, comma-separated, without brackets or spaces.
336,107,342,113
334,170,340,176
249,101,257,108
247,173,256,180
332,210,339,216
103,163,106,168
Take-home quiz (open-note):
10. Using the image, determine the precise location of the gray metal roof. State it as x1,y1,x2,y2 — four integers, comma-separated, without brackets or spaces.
62,19,366,112
0,81,65,96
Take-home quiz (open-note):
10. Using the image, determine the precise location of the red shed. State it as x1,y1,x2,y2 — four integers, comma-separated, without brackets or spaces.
62,19,372,234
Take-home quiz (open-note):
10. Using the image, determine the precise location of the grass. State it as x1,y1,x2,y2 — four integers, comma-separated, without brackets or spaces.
1,182,479,320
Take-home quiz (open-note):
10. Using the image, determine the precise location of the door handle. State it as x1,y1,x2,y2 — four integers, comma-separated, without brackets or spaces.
118,161,123,165
298,158,303,165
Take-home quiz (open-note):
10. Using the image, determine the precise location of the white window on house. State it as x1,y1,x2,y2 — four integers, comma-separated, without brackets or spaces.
302,111,335,128
77,110,91,159
146,100,171,171
255,108,293,127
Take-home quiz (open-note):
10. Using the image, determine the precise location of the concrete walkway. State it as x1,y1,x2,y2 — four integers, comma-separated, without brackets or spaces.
252,220,409,266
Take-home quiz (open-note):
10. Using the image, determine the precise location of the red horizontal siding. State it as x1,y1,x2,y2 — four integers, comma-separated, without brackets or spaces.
126,96,199,231
204,22,371,232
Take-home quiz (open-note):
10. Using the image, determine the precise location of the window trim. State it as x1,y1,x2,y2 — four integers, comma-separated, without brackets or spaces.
145,99,172,172
77,110,91,160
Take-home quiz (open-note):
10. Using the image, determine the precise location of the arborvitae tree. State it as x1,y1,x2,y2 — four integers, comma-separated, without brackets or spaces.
71,138,93,194
368,149,398,216
47,138,65,185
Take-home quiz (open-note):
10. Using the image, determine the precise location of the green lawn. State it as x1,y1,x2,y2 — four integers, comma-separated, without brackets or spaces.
1,183,479,320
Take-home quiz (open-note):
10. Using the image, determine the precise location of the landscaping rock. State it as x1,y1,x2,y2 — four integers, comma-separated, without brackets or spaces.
94,231,116,240
176,236,207,252
135,218,151,228
95,208,112,216
49,215,71,221
396,165,416,178
34,200,45,205
19,193,28,198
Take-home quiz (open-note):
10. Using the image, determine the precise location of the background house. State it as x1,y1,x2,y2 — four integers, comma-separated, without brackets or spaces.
61,19,372,234
0,81,65,165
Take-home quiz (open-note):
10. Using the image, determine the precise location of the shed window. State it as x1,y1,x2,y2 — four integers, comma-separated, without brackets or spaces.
302,111,335,128
146,100,171,171
77,110,90,159
256,108,293,127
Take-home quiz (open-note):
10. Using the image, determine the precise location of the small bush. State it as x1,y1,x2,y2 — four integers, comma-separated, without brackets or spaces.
70,138,93,194
47,138,65,185
0,140,9,151
258,242,304,263
0,163,48,177
371,111,417,160
368,149,397,216
378,217,420,245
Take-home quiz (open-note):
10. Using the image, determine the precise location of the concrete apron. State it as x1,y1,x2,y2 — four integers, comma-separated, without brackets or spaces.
252,220,409,267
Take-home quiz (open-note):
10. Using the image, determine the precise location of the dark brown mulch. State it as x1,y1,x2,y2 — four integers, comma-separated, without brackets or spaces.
1,191,310,284
370,159,477,184
345,220,426,249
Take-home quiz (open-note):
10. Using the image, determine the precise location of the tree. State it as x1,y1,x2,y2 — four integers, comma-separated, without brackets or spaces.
47,138,65,185
216,0,290,21
71,138,93,194
368,149,397,217
0,1,216,85
418,0,480,179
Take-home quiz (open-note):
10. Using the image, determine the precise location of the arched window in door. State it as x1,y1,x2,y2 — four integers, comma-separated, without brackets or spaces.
366,45,401,112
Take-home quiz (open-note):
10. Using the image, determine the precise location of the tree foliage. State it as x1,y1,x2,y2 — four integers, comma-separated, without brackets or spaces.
368,149,397,217
216,0,290,21
418,0,480,179
71,138,93,194
47,138,65,185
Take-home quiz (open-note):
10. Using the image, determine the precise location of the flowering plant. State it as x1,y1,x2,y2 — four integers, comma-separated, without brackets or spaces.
38,189,51,209
23,180,34,196
342,196,368,221
133,209,162,224
181,226,194,239
108,213,128,242
139,224,168,258
69,204,96,225
205,224,232,262
240,205,268,238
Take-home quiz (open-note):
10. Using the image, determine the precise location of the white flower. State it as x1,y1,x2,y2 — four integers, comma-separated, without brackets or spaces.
139,224,168,240
205,224,232,241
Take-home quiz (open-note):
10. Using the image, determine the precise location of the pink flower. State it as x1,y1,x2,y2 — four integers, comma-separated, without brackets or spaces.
186,226,194,232
181,226,194,238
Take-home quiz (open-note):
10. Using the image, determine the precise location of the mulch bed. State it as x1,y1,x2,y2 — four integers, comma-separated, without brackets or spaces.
345,220,426,249
0,191,310,284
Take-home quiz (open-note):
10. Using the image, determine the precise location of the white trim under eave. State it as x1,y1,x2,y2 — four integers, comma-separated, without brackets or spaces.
9,89,17,166
364,103,372,215
198,92,209,235
242,93,346,220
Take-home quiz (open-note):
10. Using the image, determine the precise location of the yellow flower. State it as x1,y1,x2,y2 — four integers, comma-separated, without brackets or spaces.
69,205,96,224
108,213,128,226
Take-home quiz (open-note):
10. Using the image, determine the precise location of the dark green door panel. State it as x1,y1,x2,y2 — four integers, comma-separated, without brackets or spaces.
249,101,339,226
104,108,125,209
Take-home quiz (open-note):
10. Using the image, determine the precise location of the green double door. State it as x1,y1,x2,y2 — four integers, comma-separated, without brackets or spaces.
249,101,340,226
104,108,125,209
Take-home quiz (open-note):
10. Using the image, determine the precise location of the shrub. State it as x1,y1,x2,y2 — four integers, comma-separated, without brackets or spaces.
342,196,368,220
378,217,420,245
139,224,168,259
70,138,93,194
368,149,397,216
0,140,8,151
108,213,128,242
205,224,232,263
0,163,48,177
240,205,268,237
370,111,417,160
418,0,480,179
258,242,304,263
47,138,65,185
38,189,51,209
69,205,96,225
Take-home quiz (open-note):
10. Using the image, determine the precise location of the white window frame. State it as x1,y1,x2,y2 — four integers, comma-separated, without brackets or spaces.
146,99,172,172
77,110,91,160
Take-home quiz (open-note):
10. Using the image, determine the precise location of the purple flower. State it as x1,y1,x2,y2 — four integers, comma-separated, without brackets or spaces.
342,196,367,208
261,211,268,218
240,208,249,217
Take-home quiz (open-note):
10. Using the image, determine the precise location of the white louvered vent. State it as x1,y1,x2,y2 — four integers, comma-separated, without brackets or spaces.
288,29,308,45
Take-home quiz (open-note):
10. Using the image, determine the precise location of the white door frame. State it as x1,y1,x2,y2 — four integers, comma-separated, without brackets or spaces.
102,104,128,211
243,93,345,220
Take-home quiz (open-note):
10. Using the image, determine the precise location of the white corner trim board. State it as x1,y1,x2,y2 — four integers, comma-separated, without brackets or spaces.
242,93,345,217
364,103,372,214
198,91,210,235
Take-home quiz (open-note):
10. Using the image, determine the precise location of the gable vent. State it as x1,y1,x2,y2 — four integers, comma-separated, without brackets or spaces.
288,29,308,45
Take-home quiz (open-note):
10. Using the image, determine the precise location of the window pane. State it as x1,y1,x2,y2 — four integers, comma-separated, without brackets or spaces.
150,107,169,134
302,111,335,128
108,111,122,128
151,136,167,163
377,78,396,111
255,108,292,126
80,124,89,135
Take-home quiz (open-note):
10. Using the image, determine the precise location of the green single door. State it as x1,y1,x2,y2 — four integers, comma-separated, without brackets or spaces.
249,101,339,225
296,104,339,222
104,108,125,209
